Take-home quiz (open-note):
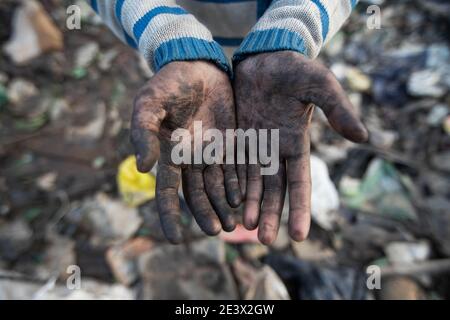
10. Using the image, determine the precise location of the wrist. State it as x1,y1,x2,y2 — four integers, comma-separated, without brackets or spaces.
232,28,308,66
151,38,231,78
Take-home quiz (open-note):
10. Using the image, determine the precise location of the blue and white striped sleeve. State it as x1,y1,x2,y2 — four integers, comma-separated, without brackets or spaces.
87,0,230,75
233,0,358,62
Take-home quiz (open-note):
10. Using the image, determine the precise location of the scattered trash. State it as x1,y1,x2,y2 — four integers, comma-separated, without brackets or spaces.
368,128,398,149
380,258,450,278
55,280,135,300
98,49,119,71
341,223,407,262
379,276,426,300
385,241,431,265
347,68,372,92
430,151,450,173
0,277,135,300
71,67,88,79
66,102,106,142
408,69,447,98
48,98,70,121
36,172,58,191
91,156,106,169
425,197,450,256
137,238,238,299
0,72,8,84
232,259,290,300
3,0,63,65
74,0,102,25
78,192,143,245
314,142,352,164
117,155,156,207
106,237,154,286
0,219,33,262
36,231,76,280
310,155,340,230
340,159,417,221
6,78,38,105
291,239,336,262
266,254,369,300
245,266,290,300
6,86,53,131
427,104,449,126
75,42,100,69
241,243,269,260
71,41,100,79
331,63,371,92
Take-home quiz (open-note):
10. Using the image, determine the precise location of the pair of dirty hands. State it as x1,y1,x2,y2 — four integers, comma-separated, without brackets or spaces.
131,51,368,245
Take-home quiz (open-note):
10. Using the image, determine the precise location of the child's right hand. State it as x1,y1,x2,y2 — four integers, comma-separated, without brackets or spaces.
131,61,241,243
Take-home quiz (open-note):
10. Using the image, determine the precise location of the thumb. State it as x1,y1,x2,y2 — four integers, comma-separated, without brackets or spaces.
298,62,369,143
130,96,167,173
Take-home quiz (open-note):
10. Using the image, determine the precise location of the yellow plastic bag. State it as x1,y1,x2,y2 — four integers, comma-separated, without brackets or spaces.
117,155,156,207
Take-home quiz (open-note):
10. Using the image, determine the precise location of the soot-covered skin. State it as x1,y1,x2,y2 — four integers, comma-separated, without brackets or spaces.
131,61,241,244
234,51,369,245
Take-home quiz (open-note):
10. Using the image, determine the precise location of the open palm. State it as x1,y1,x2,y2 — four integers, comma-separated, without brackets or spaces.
234,51,368,245
131,61,241,243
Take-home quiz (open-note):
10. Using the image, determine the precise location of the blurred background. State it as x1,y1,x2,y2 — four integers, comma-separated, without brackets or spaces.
0,0,449,300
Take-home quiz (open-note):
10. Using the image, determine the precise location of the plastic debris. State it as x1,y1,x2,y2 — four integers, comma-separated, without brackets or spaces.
106,237,154,286
3,0,63,65
310,155,340,230
266,254,369,300
426,197,450,256
369,128,398,149
241,244,269,260
117,155,156,207
0,219,33,262
426,104,448,126
379,276,426,300
36,172,58,191
98,49,119,71
7,78,38,105
430,151,450,172
75,42,99,69
0,277,135,300
66,102,106,142
408,69,446,98
36,231,76,281
385,241,431,265
331,63,372,92
340,159,417,221
79,192,143,244
291,239,336,262
137,238,238,299
232,259,290,300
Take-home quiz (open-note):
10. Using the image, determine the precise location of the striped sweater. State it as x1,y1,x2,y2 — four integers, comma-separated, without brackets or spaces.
88,0,358,76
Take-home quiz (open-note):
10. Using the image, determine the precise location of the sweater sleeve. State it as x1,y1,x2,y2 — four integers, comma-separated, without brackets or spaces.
233,0,358,63
87,0,230,75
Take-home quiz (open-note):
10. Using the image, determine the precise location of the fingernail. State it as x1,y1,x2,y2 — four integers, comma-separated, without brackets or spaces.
135,153,144,171
223,220,237,233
